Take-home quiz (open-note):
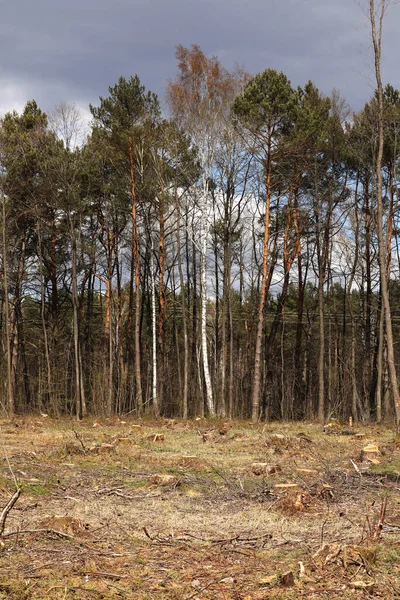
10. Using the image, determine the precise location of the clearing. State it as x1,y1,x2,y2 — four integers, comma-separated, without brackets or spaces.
0,417,399,599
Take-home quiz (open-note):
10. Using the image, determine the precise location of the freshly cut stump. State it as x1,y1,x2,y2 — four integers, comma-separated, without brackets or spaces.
151,474,180,487
39,516,88,536
361,444,379,462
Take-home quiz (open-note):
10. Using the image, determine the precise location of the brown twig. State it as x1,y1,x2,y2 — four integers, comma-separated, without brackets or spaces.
373,496,388,540
143,526,153,539
184,579,217,600
85,571,127,580
96,488,160,500
301,588,345,597
211,533,272,547
0,487,21,536
72,429,87,453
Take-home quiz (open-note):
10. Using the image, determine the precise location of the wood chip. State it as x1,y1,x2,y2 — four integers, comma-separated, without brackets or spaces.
147,434,165,442
274,483,299,489
296,468,319,475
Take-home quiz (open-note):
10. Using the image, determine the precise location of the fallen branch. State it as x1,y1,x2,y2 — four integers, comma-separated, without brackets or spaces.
211,533,272,547
85,571,127,580
301,588,345,597
0,487,21,536
350,459,362,477
2,528,73,540
96,488,160,500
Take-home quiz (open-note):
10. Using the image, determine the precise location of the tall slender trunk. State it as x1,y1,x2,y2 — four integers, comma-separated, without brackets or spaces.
316,196,331,422
2,199,13,414
213,220,222,415
228,288,234,418
280,307,286,419
114,232,126,415
348,174,360,421
150,236,159,417
364,177,373,407
376,294,384,423
370,0,400,430
8,236,26,412
327,259,333,415
50,215,58,324
37,222,52,410
252,137,272,422
375,166,394,423
317,270,325,422
129,138,143,414
294,189,305,414
70,219,86,419
158,192,165,413
175,193,189,419
265,182,299,366
201,224,214,416
221,229,231,418
105,231,113,415
200,182,215,416
192,236,200,412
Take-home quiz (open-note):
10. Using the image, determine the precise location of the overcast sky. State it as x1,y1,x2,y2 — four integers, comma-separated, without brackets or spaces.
1,0,399,119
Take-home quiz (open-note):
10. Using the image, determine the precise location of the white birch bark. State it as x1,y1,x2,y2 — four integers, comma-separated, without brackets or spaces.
199,150,215,416
150,237,159,417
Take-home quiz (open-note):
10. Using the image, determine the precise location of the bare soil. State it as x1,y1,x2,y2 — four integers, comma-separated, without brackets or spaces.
0,417,399,599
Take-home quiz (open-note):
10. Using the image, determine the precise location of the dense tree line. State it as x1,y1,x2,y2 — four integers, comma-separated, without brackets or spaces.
1,37,400,424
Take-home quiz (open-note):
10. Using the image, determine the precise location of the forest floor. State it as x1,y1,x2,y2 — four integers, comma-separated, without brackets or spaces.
0,417,399,599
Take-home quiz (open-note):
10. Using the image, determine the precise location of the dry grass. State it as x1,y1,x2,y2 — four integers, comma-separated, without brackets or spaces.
0,416,399,598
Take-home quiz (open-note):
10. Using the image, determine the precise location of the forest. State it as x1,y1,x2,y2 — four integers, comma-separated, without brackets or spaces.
1,32,400,426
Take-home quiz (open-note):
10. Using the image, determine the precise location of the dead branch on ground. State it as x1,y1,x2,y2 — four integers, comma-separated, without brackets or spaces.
0,487,21,536
2,527,73,540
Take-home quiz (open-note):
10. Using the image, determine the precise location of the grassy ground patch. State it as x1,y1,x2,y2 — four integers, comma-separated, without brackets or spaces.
0,417,398,598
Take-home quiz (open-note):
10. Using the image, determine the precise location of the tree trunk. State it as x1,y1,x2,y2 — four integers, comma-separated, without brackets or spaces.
150,236,159,417
70,220,86,420
158,192,165,415
175,193,189,419
200,180,215,416
200,219,214,416
251,140,272,422
129,138,143,414
317,269,326,422
37,222,52,411
2,199,13,414
370,0,400,430
376,295,384,423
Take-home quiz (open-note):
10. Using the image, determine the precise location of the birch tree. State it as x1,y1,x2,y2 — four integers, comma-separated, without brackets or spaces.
167,45,233,417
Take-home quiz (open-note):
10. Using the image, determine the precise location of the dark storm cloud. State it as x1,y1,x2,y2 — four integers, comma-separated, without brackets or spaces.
0,0,399,116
